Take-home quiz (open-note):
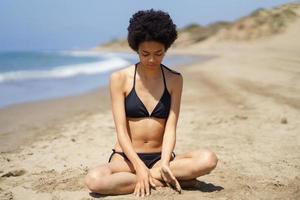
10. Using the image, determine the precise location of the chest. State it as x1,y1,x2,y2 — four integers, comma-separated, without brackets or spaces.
125,76,168,114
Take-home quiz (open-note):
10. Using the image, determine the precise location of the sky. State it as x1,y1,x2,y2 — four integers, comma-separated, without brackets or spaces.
0,0,296,51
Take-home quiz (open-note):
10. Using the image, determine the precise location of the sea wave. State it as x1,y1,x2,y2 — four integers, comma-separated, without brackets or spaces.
59,50,105,57
60,50,136,60
0,57,130,83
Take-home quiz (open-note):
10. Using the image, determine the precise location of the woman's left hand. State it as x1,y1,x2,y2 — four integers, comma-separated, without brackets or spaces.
160,164,182,193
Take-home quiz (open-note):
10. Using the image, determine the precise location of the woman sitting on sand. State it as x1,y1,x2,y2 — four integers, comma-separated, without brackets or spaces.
85,9,218,197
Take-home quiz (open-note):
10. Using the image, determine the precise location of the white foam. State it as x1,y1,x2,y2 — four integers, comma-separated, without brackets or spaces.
0,57,130,83
60,50,105,57
61,50,136,60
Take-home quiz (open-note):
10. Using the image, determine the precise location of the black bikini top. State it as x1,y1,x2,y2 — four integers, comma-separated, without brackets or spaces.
125,63,180,119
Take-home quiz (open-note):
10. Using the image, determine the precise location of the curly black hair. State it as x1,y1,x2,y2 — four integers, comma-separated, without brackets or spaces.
127,9,177,52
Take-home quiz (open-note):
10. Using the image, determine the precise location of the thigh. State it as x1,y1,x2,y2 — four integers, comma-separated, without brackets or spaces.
151,149,208,169
108,152,136,173
89,153,136,175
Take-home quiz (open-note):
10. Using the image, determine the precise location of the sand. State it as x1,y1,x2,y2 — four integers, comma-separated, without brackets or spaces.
1,7,300,200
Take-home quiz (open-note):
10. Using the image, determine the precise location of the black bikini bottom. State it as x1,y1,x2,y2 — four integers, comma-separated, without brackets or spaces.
108,149,176,168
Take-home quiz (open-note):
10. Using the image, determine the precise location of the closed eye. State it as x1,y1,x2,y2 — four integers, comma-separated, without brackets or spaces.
142,54,162,56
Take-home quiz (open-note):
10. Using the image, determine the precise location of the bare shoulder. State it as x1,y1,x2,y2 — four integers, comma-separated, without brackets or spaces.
162,65,183,92
110,64,135,85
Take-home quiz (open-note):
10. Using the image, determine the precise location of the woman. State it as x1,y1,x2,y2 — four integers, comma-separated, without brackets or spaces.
85,9,218,197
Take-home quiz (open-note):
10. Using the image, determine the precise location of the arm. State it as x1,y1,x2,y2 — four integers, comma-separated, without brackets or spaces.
109,71,144,169
159,74,183,193
110,71,156,197
161,74,183,166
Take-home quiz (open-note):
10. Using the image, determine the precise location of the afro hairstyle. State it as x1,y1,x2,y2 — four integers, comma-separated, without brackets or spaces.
127,9,177,52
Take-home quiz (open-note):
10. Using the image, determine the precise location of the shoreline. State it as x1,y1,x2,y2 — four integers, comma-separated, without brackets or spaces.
0,86,110,153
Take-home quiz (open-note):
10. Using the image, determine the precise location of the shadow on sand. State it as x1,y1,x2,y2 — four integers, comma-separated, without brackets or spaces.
181,179,223,192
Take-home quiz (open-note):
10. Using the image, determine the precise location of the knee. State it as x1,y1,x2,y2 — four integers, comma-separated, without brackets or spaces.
205,150,218,170
195,149,218,172
85,166,111,193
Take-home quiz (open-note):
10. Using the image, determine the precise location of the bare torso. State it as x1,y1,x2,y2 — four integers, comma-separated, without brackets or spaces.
114,65,171,153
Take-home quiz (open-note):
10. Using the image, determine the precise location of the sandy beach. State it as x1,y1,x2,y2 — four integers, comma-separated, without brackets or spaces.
1,3,300,200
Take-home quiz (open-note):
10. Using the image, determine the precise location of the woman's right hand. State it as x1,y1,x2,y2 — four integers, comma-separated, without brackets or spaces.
133,163,156,197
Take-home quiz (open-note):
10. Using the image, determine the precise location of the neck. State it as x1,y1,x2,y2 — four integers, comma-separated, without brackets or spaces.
138,63,161,79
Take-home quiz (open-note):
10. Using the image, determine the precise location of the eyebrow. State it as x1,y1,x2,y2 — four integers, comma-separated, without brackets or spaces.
142,50,163,53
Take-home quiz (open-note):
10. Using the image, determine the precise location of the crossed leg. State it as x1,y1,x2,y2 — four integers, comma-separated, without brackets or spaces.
85,149,218,195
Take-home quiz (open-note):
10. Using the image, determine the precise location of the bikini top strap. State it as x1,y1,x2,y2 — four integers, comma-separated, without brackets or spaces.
160,64,167,88
133,63,138,87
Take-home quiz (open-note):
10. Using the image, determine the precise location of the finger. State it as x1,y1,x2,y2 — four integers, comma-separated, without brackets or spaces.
168,177,179,192
160,170,171,187
162,174,173,188
161,166,169,173
149,176,156,188
166,181,173,188
137,183,142,197
164,167,178,188
133,184,136,196
174,179,182,194
144,180,150,196
162,166,175,180
134,183,139,197
160,168,172,183
161,168,181,192
167,168,176,181
160,169,168,183
140,181,145,197
165,169,181,193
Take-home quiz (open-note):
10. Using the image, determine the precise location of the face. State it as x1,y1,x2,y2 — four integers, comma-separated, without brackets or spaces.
137,41,165,68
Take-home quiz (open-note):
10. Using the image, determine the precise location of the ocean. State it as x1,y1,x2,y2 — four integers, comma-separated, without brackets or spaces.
0,51,198,108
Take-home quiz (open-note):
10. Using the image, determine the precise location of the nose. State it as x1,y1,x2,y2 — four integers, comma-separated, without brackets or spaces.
149,55,154,63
